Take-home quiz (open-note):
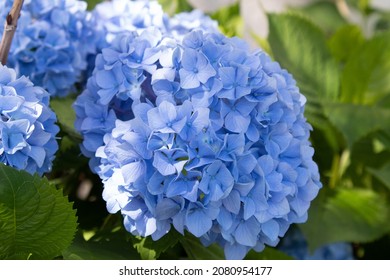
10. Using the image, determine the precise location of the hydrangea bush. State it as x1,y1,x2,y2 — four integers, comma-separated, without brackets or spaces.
74,26,322,259
0,64,59,175
0,0,95,97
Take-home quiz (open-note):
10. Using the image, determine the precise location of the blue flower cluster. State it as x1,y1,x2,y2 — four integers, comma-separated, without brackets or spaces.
0,0,95,97
278,226,354,260
74,27,322,259
0,0,217,97
0,64,59,175
87,0,218,76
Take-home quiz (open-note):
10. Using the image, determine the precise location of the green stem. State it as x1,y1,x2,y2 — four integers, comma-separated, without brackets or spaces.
329,153,341,188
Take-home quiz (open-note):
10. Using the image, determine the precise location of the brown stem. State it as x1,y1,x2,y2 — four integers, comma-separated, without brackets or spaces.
0,0,24,65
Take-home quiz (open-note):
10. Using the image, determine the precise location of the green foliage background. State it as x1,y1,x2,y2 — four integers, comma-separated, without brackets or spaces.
1,0,390,259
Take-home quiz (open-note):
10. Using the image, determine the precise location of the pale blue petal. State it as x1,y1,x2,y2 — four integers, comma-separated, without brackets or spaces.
186,205,212,237
234,217,260,247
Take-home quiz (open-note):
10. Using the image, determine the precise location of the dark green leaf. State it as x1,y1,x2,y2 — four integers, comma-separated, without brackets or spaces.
368,163,390,191
245,247,293,260
181,233,225,260
50,95,80,138
301,188,390,251
63,233,139,260
0,165,78,259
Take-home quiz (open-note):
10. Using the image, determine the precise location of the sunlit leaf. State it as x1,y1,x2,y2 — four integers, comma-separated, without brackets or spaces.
328,25,364,62
324,103,390,148
132,230,182,260
301,188,390,251
340,31,390,104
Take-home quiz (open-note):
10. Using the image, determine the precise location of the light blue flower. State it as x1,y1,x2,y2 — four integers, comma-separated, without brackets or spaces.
153,148,188,176
218,66,251,100
0,64,59,174
179,49,216,89
185,202,220,237
147,101,187,134
0,0,95,97
198,160,234,202
74,27,322,260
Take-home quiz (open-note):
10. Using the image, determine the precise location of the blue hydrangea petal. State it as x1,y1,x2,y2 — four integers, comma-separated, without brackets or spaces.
234,217,261,246
186,203,213,237
261,219,280,242
155,198,182,220
224,243,250,260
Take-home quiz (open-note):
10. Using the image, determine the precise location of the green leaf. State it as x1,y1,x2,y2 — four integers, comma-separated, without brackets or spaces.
50,95,80,138
0,165,78,259
181,233,225,260
245,247,293,260
328,25,364,62
158,0,192,16
340,31,390,104
300,188,390,251
368,163,390,191
132,230,181,260
63,233,139,260
211,3,242,37
268,13,342,151
324,103,390,148
86,0,101,10
290,1,347,35
268,13,340,102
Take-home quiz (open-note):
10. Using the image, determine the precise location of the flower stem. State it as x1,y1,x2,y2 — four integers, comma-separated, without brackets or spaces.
0,0,24,65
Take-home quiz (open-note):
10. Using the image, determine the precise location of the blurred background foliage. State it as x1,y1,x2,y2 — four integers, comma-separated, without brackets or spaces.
34,0,390,259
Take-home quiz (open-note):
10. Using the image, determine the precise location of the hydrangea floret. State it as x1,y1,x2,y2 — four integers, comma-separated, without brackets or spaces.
74,27,322,259
0,64,59,175
0,0,95,97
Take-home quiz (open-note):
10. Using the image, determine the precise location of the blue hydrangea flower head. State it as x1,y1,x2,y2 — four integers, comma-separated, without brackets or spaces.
74,27,322,259
87,0,218,76
0,64,59,175
0,0,95,97
278,226,354,260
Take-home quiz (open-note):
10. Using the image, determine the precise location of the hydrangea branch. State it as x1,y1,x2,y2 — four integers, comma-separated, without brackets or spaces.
0,0,24,65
